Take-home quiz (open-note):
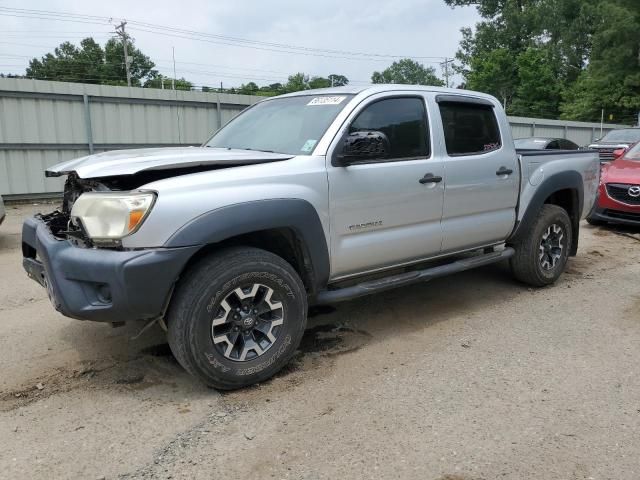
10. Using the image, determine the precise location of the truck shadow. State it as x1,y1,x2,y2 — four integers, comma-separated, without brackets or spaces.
8,259,564,406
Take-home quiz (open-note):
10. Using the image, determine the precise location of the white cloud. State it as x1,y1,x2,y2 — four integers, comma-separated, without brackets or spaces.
0,0,479,88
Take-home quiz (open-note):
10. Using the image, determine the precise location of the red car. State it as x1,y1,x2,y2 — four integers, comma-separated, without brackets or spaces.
587,143,640,227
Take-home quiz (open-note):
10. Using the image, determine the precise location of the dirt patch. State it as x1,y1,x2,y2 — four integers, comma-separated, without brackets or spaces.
0,361,115,412
3,206,640,480
298,323,372,357
0,350,186,412
437,475,474,480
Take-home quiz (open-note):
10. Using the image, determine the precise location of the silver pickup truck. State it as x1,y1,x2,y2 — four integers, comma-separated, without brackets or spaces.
22,85,600,389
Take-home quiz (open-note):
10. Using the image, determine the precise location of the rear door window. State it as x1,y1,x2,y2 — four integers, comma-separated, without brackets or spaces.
438,102,501,156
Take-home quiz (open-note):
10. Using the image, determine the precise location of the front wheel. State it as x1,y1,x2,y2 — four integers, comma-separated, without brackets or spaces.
167,247,308,390
509,204,572,287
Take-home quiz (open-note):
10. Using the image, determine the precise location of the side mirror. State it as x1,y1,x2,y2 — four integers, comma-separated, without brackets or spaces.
613,148,626,160
334,131,390,166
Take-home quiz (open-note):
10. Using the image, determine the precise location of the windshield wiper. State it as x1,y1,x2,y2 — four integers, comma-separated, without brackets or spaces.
243,148,276,153
204,146,279,153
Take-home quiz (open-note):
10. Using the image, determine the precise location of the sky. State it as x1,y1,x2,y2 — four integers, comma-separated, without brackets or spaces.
0,1,480,89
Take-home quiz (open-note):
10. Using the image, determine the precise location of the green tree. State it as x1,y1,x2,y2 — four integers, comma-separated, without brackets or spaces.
510,47,561,117
561,0,640,122
26,37,158,86
260,83,284,95
103,38,156,86
144,74,193,91
371,59,444,86
445,0,640,121
446,0,596,115
328,74,349,86
308,76,331,89
284,73,310,92
464,48,517,108
27,38,106,83
237,81,260,95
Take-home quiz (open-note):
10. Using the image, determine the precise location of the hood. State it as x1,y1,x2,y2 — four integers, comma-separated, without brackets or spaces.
589,142,633,149
45,147,294,179
602,158,640,184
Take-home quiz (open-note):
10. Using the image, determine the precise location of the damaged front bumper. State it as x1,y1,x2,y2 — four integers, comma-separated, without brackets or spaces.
22,216,198,322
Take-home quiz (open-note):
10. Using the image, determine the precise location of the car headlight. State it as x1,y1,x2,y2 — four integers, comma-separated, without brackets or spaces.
71,191,156,243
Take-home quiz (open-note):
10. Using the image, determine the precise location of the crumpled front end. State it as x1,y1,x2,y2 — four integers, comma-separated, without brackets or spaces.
21,172,198,323
22,214,198,322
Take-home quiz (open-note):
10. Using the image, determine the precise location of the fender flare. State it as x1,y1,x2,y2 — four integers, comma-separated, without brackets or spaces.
164,199,330,291
508,171,584,256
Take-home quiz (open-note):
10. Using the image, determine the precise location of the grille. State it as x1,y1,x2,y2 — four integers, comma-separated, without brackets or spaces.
602,209,640,222
606,183,640,205
593,147,616,162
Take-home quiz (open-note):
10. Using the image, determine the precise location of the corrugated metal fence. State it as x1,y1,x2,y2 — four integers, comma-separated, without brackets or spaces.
0,78,258,197
0,78,627,198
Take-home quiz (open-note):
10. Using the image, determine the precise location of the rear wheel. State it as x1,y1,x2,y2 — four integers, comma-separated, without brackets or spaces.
167,247,307,390
509,204,572,287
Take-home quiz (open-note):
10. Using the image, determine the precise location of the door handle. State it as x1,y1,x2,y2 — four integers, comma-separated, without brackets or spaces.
419,173,443,184
496,166,513,176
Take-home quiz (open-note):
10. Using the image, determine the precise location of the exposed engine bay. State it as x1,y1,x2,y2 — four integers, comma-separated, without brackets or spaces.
44,165,225,246
38,174,102,246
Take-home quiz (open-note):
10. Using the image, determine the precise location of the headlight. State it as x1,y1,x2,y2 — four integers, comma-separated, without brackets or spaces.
71,191,156,243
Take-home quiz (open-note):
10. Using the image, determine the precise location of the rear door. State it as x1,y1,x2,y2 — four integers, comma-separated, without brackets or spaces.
435,96,520,252
327,94,444,279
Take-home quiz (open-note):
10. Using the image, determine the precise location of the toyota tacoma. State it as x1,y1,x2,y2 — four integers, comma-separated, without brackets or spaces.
22,85,600,389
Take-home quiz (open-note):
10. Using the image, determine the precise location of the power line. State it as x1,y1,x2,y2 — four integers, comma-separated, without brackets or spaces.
0,39,375,84
126,25,444,64
0,12,110,27
125,20,446,60
0,6,449,63
0,6,455,87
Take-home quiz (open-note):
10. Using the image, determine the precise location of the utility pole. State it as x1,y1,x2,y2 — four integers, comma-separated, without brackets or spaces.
440,58,454,88
171,47,177,90
114,21,132,87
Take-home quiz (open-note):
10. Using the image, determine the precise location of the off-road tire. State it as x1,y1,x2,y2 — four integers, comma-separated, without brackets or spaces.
167,247,307,390
509,204,572,287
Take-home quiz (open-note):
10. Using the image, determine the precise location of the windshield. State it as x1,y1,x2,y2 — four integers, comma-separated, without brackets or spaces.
514,138,548,149
598,129,640,143
205,94,354,155
624,142,640,161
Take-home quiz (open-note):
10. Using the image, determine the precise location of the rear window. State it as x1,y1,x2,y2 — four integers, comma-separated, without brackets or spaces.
599,129,640,144
438,102,501,156
514,138,548,149
625,142,640,161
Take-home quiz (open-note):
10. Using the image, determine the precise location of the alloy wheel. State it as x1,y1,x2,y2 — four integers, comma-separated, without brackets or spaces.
210,283,284,362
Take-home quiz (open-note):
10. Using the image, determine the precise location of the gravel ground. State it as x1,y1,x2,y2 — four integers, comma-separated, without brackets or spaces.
1,202,639,480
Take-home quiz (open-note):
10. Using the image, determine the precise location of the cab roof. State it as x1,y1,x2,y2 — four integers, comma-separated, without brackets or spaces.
277,84,499,102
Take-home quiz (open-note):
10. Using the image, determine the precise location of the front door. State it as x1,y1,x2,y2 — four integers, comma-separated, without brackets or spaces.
327,95,444,279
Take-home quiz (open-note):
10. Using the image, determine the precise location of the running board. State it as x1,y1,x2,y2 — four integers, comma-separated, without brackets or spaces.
314,247,515,305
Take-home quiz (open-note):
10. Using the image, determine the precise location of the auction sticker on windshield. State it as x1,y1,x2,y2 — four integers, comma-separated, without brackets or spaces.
307,96,346,106
301,139,318,153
